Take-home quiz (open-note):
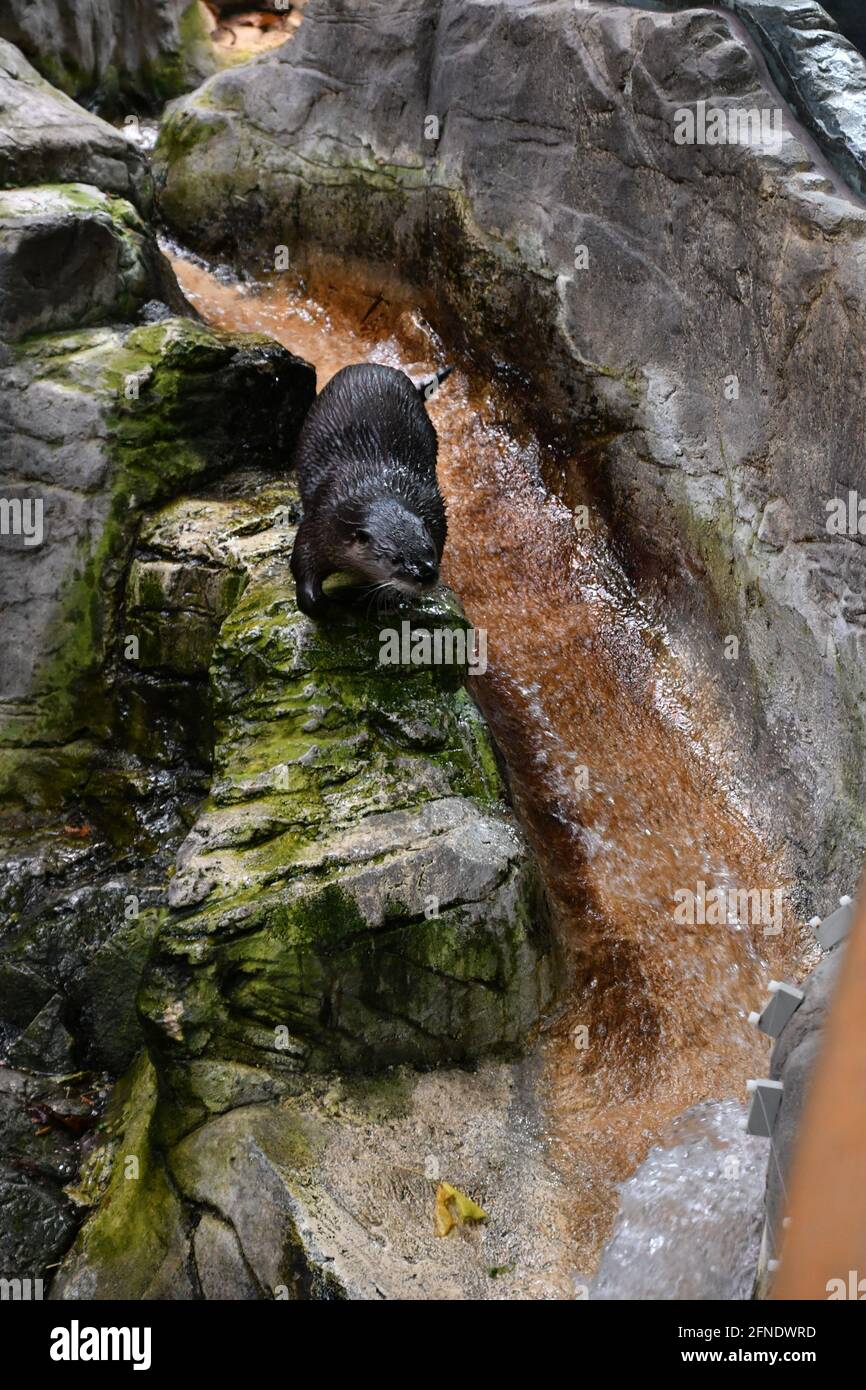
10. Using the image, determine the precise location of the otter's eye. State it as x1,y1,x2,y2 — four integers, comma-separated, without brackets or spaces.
354,528,370,545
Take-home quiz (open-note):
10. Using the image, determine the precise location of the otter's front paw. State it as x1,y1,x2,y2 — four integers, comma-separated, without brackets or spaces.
295,581,330,620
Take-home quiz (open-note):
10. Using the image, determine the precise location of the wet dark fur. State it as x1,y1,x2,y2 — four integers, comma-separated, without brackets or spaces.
290,363,448,619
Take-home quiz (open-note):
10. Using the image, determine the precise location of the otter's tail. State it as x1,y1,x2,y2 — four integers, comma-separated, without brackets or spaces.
417,366,454,401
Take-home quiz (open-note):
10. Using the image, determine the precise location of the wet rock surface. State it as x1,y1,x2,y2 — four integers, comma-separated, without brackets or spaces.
0,317,313,809
0,325,314,1112
0,1066,106,1281
1,39,554,1295
0,851,170,1074
650,1,866,200
134,491,555,1117
154,0,866,903
8,995,75,1073
3,1,857,1303
0,42,317,1292
49,482,558,1298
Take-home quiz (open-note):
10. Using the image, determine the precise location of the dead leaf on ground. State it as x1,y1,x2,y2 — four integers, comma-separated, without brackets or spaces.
434,1182,488,1237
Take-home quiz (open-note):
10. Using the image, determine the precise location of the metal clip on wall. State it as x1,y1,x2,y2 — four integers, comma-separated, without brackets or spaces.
746,1078,785,1137
808,894,854,952
748,980,805,1038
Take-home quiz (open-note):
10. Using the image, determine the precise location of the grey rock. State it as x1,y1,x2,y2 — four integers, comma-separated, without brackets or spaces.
75,910,164,1074
0,39,152,210
0,1067,93,1185
651,1,866,200
736,2,866,196
58,1053,577,1300
0,958,53,1027
8,993,75,1072
0,183,185,340
193,1213,261,1300
0,317,313,808
591,1100,769,1301
0,1166,77,1281
136,488,555,1104
0,1068,88,1282
154,0,866,899
0,1066,34,1151
0,0,216,113
0,324,312,1075
0,861,169,1073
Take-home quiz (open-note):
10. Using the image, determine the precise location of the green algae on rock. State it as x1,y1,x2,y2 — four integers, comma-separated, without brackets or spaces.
54,497,558,1299
51,1052,197,1299
137,507,555,1108
0,1,216,115
0,317,314,820
0,324,314,1094
54,1051,574,1300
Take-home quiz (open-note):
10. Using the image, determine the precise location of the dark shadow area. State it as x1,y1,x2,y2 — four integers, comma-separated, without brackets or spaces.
822,2,866,57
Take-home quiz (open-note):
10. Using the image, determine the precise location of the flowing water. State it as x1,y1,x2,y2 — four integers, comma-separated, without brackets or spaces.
169,247,811,1272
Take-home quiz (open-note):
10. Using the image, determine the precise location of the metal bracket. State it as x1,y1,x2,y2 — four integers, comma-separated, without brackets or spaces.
748,980,805,1038
809,895,854,952
746,1078,784,1137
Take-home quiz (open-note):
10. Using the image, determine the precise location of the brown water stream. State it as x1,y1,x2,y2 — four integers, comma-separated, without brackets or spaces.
170,248,811,1272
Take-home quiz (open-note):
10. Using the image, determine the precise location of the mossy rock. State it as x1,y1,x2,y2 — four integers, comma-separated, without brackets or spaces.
0,2,217,116
51,1052,195,1299
0,183,186,340
139,535,557,1109
0,316,315,821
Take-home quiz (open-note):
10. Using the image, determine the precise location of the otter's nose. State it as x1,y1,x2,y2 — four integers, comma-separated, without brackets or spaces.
417,560,438,585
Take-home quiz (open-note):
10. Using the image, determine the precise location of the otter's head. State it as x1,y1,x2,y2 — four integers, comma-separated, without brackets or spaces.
338,497,439,595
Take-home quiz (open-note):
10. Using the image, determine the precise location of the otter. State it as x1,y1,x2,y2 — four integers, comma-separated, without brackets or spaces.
289,363,452,620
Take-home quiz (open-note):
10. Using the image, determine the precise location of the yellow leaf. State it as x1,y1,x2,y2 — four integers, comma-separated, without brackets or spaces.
434,1182,487,1236
450,1186,488,1223
434,1184,455,1237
